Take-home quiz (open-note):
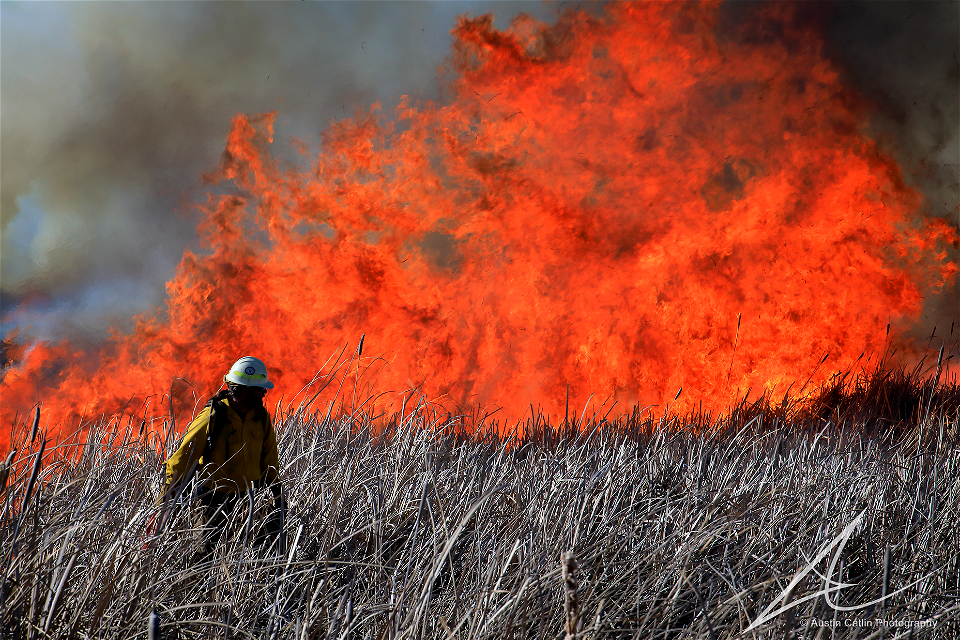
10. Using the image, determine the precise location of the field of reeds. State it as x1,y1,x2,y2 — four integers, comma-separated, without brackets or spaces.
2,363,959,639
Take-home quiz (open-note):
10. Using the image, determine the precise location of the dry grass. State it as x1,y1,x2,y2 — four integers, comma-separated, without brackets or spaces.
1,365,959,639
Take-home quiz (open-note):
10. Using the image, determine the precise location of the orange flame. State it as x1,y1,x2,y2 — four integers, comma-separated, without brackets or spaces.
2,3,957,447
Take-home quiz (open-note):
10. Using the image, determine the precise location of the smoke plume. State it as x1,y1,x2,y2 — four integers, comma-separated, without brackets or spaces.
825,1,959,335
1,1,560,338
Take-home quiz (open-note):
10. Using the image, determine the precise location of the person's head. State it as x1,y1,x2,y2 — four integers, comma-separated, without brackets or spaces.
223,356,274,411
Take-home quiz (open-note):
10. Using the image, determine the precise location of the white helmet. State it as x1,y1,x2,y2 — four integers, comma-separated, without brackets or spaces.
224,356,275,389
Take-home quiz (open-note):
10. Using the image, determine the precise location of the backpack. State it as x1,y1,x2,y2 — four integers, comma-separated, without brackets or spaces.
201,389,271,489
162,389,271,500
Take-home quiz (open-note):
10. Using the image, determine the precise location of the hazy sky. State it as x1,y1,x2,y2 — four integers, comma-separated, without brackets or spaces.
1,1,566,339
2,1,957,342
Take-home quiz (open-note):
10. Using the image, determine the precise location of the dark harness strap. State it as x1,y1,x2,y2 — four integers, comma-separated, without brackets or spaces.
258,409,272,472
205,399,228,464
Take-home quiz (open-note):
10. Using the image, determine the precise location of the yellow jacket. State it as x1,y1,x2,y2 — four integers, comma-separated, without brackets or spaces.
164,398,279,496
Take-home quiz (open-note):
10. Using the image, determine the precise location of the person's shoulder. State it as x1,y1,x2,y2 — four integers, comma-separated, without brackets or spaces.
192,404,214,423
206,388,231,408
256,406,272,427
181,404,214,436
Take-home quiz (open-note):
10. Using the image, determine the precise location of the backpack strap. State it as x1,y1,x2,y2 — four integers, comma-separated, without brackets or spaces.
205,398,230,464
257,406,271,474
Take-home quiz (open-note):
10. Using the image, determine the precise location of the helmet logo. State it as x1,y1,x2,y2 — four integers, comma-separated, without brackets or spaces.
244,366,256,375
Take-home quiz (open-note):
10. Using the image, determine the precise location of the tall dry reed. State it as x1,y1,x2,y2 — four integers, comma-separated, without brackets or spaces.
1,365,958,639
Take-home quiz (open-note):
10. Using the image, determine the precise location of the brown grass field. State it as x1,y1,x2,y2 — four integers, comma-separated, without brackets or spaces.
1,362,959,639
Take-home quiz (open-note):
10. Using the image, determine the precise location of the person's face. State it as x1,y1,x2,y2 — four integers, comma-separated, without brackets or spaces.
229,384,267,410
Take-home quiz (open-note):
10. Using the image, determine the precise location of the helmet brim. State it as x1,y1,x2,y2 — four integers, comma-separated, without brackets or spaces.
224,373,275,389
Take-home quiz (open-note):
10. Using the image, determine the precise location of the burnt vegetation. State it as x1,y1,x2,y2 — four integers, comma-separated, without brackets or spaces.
1,363,959,639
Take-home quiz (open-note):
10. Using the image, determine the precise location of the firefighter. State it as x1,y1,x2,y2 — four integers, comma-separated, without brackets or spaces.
161,356,283,557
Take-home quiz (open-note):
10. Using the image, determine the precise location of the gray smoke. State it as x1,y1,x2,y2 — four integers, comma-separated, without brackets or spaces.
717,0,959,340
1,1,560,339
1,1,957,342
824,1,959,339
